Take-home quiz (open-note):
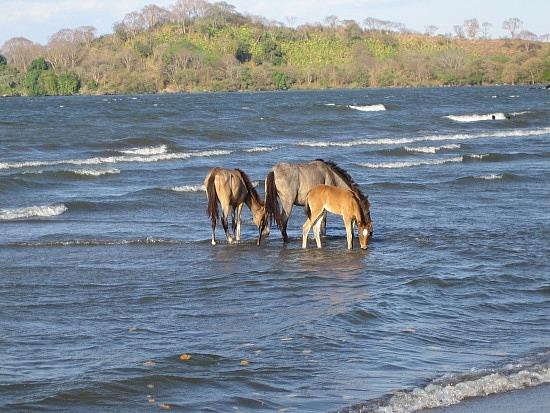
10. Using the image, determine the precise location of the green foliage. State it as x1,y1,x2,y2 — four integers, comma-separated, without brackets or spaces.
133,41,153,58
0,65,23,95
272,71,289,90
57,72,80,95
29,58,50,71
8,11,550,95
0,54,6,66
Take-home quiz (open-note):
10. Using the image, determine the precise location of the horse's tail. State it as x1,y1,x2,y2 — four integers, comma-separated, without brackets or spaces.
264,171,282,229
206,172,218,227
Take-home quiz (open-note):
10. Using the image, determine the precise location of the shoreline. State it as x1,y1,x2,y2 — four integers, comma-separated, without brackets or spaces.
419,382,550,413
1,83,547,98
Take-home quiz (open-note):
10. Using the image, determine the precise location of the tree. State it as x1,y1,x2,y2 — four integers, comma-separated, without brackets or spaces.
0,54,6,66
47,28,86,69
324,15,338,35
141,4,170,30
481,22,492,39
1,37,42,71
502,18,523,38
463,18,479,39
171,0,209,33
453,25,465,39
425,25,438,36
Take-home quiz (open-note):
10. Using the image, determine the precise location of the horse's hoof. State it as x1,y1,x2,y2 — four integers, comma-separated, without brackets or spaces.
211,240,216,246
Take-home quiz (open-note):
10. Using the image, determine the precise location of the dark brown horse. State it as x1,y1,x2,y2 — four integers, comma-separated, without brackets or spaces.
264,159,372,242
205,168,268,245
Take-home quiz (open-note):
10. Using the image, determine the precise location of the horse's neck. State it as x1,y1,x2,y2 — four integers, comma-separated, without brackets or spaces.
246,194,263,213
330,170,352,189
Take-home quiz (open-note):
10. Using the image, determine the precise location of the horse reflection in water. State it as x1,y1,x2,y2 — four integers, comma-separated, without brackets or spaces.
205,167,268,245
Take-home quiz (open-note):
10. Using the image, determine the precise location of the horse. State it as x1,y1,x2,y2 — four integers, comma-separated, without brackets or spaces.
205,168,268,245
303,185,372,250
264,159,373,242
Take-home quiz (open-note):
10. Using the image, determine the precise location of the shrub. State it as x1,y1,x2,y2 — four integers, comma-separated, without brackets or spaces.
57,72,80,95
28,57,50,71
272,71,289,90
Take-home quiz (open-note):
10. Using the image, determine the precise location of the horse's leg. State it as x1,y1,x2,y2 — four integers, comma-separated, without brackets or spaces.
231,207,237,237
320,211,327,236
313,217,324,248
302,218,313,249
221,203,233,243
235,203,243,241
344,217,353,250
280,200,294,242
211,210,217,246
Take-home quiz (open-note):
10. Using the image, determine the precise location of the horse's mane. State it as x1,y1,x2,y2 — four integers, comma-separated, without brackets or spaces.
235,168,262,205
316,159,371,223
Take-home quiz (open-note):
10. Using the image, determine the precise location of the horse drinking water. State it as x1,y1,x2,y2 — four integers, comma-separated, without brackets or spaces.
205,168,268,245
303,184,372,250
264,159,373,242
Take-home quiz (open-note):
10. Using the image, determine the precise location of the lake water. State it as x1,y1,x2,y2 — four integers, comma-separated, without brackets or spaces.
1,87,549,412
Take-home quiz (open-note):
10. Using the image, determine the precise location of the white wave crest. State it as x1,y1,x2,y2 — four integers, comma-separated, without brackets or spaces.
70,168,120,176
404,144,461,153
359,157,463,169
476,174,503,180
244,146,276,153
445,113,506,122
119,145,167,155
0,204,67,220
170,184,205,192
0,150,231,170
348,104,386,112
376,364,550,413
296,127,550,148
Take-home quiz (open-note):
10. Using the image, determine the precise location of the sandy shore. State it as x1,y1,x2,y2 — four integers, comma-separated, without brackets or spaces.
419,383,550,413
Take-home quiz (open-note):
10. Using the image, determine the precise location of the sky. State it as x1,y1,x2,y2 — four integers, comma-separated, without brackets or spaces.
1,0,549,47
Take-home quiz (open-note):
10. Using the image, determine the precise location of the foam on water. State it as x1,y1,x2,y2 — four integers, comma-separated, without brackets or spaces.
359,157,463,169
373,362,550,413
119,145,167,155
170,184,205,192
0,204,68,220
404,144,461,154
445,113,507,122
5,237,182,247
0,150,231,170
476,174,504,180
296,127,550,148
348,104,386,112
244,146,276,153
69,168,120,176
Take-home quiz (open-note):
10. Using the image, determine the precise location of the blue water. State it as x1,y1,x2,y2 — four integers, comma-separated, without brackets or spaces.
1,87,549,412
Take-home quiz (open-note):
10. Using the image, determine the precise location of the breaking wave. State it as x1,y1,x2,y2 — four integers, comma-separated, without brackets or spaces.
170,184,205,192
0,150,231,170
67,168,120,177
296,127,550,148
348,104,386,112
445,112,507,122
359,157,463,169
403,144,461,154
5,237,183,247
341,352,550,413
244,146,276,153
119,145,167,155
0,204,68,220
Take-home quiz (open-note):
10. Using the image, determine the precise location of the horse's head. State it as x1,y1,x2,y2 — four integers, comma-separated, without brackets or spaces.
253,206,270,245
359,200,373,249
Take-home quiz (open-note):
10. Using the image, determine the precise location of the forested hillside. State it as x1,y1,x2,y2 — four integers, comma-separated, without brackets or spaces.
1,0,549,95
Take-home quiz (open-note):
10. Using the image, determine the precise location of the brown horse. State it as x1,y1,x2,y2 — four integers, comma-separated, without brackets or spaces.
303,185,372,250
205,168,268,245
264,159,373,242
